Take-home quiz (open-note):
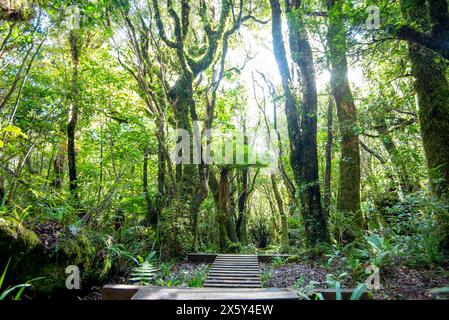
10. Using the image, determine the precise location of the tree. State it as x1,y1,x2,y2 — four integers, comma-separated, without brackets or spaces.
401,0,449,197
327,0,364,237
270,0,329,247
67,23,80,202
396,0,449,60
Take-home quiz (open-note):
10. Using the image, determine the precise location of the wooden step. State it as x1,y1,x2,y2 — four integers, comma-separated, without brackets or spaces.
206,278,260,283
210,267,260,271
208,274,260,278
132,287,299,300
204,254,262,289
204,283,261,288
208,269,260,274
215,257,258,260
209,273,260,277
214,260,257,263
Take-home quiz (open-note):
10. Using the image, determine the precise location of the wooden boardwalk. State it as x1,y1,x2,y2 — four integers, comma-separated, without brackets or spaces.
131,287,298,300
102,254,300,300
204,254,261,288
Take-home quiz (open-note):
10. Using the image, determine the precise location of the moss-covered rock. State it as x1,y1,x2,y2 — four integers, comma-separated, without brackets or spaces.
0,218,87,293
285,255,301,263
0,0,33,21
0,217,41,254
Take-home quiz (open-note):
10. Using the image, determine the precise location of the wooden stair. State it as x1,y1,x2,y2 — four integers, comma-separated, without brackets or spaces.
204,254,261,288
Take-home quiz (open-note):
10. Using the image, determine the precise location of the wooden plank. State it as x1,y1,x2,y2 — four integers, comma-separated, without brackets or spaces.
208,272,260,276
188,253,292,263
209,269,261,274
214,260,259,265
210,265,259,268
215,256,258,259
214,259,259,264
216,255,258,257
207,279,260,283
210,268,260,271
187,254,292,261
187,253,216,263
257,254,292,263
102,284,144,300
132,287,299,300
208,274,260,279
204,283,261,288
204,254,262,289
205,278,261,283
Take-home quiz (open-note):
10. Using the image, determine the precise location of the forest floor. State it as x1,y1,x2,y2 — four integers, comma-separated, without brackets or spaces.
27,221,449,300
261,262,449,300
91,261,449,300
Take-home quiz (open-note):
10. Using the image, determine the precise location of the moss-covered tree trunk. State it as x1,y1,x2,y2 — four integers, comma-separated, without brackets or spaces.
0,0,32,21
0,176,5,208
401,0,449,196
67,29,80,204
214,167,238,250
324,96,334,216
236,120,249,241
327,0,364,236
53,144,65,189
152,0,233,250
271,173,289,251
374,115,414,193
401,0,449,252
270,0,329,247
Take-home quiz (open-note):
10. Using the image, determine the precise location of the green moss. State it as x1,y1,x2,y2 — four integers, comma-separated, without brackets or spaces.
285,255,301,263
0,218,111,294
0,218,41,254
0,0,33,21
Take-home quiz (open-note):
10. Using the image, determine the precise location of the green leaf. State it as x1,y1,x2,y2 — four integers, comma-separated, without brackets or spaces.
0,258,11,290
0,284,31,300
350,284,367,300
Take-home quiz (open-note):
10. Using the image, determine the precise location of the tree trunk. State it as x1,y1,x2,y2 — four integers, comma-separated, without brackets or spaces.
324,96,334,216
236,120,249,240
0,175,5,208
53,144,65,189
327,0,364,235
67,29,80,203
374,115,414,193
270,174,289,251
217,167,238,250
401,0,449,253
401,0,449,197
270,0,328,246
0,0,32,21
143,146,156,226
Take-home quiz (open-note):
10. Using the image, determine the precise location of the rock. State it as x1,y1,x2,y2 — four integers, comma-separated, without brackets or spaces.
0,218,74,293
0,0,33,21
0,218,92,293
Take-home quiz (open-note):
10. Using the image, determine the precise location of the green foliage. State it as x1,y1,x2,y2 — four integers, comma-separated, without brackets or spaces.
129,251,158,284
293,276,320,300
357,234,400,268
129,261,157,285
0,258,45,300
1,0,448,301
186,265,209,288
260,268,272,288
285,254,300,263
159,203,193,259
270,256,286,268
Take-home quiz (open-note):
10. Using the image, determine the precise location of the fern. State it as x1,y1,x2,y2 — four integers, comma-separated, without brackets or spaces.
129,261,157,285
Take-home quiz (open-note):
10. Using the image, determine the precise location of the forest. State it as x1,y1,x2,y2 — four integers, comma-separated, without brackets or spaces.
0,0,448,302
